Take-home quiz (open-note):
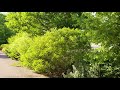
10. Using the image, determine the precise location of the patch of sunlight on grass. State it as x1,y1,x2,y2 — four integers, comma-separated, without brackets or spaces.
11,62,22,67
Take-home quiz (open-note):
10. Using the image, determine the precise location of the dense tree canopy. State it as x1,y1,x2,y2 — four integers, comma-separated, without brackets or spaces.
5,12,83,35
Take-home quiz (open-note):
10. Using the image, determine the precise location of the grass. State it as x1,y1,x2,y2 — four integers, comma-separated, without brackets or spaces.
11,62,22,67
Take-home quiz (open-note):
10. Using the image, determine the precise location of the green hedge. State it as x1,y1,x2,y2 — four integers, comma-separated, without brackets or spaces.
2,32,32,60
3,28,91,77
20,28,91,75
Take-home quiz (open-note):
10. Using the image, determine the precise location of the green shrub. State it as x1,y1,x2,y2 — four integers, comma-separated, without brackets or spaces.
62,47,111,78
2,44,9,54
3,27,91,76
0,44,5,50
62,65,81,78
21,27,91,75
88,48,120,78
2,32,32,60
32,59,50,73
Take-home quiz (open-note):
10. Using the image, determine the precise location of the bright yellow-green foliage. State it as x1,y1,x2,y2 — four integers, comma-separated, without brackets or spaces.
2,12,120,78
2,32,32,60
20,28,91,74
2,27,91,75
5,12,83,36
32,59,50,73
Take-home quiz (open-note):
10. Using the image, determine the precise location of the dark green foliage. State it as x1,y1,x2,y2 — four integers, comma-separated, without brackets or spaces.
64,12,120,78
87,12,120,78
0,13,13,45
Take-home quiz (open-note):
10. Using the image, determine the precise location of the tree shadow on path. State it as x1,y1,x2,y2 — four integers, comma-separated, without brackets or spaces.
0,51,8,59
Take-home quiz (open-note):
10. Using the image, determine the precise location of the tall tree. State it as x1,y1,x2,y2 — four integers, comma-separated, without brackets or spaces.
5,12,83,35
84,12,120,77
0,13,12,45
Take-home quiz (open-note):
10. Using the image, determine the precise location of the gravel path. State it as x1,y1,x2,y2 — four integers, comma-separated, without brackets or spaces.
0,51,48,78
